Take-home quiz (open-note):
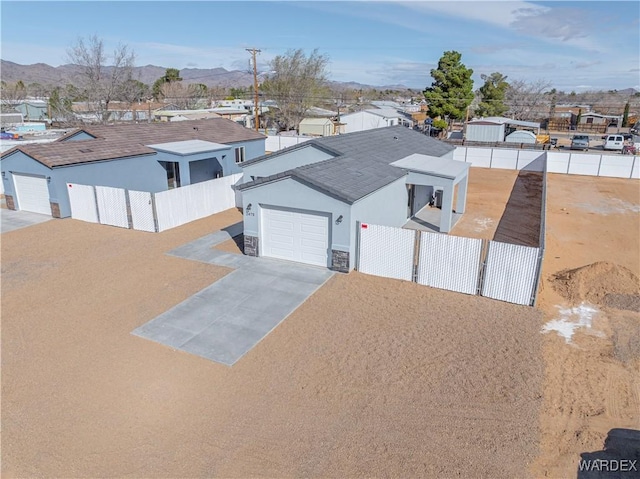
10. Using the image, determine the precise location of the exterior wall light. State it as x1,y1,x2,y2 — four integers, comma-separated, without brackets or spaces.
335,215,343,225
46,176,51,183
1,171,5,178
246,203,252,212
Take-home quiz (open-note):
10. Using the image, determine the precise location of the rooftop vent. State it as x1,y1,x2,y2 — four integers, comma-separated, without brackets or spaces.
79,148,93,153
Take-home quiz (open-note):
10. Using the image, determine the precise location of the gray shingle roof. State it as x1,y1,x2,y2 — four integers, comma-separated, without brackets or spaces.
238,126,455,203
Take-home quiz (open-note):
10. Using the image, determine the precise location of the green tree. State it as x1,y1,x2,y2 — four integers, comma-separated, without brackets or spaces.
229,87,246,99
153,68,182,100
622,101,630,127
423,51,474,126
475,72,509,117
261,48,329,131
48,86,74,122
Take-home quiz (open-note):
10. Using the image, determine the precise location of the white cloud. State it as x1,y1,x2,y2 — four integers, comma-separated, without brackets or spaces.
401,0,548,29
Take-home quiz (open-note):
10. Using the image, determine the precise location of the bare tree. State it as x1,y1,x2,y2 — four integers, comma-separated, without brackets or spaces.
160,82,207,110
0,80,27,108
505,79,552,120
261,49,329,131
67,35,135,123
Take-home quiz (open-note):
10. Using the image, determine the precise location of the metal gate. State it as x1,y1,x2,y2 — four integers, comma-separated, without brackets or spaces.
481,241,541,305
416,232,483,295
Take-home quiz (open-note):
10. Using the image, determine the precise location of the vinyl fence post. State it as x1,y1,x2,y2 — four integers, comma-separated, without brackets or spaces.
566,154,571,174
150,192,159,233
489,148,494,169
476,239,489,296
412,230,421,283
124,189,133,229
92,186,101,224
355,221,361,271
631,155,637,179
596,155,603,177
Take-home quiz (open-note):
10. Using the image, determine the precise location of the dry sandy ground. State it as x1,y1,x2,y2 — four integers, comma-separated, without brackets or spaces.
456,169,640,477
2,168,638,478
2,195,543,477
531,173,640,478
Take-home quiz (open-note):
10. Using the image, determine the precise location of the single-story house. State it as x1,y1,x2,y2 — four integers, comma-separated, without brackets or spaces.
465,117,540,142
341,108,413,133
579,112,621,127
1,118,265,218
153,109,222,122
15,100,49,122
237,126,469,272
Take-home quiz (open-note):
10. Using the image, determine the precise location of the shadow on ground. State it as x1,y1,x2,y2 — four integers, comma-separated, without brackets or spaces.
578,429,640,478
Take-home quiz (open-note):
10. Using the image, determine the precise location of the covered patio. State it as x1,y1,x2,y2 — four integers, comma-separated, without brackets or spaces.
391,153,470,233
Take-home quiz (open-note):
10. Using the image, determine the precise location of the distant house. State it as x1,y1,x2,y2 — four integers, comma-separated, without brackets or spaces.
15,100,49,122
0,105,23,128
0,118,265,218
465,117,540,142
153,108,222,122
71,101,168,123
341,108,413,133
579,112,621,127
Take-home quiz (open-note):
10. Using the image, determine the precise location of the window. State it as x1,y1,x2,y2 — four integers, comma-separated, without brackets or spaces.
235,146,245,163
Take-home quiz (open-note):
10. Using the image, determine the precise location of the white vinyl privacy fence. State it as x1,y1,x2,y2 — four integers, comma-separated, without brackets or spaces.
357,224,416,281
265,135,312,152
454,147,639,179
357,222,543,306
67,173,242,232
417,233,484,295
481,241,541,305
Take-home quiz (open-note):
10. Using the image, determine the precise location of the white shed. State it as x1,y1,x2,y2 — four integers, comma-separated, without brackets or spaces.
299,118,334,137
466,117,540,142
505,130,537,144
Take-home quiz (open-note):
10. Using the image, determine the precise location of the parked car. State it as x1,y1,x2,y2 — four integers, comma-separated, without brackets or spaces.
603,134,625,151
570,134,590,151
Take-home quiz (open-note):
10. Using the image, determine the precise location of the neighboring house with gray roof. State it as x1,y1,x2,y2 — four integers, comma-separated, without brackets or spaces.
236,126,469,272
0,118,265,218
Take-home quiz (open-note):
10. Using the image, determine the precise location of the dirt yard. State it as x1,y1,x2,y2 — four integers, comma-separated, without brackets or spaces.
2,169,638,477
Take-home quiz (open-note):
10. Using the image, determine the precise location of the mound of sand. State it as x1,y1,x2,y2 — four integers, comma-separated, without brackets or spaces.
551,262,640,307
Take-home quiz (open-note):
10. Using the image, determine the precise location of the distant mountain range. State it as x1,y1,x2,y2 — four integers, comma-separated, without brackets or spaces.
0,60,411,91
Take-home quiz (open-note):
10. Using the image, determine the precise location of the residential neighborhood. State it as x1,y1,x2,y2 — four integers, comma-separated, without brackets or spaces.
1,1,639,478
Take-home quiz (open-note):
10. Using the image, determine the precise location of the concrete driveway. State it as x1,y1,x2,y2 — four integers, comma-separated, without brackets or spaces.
132,223,334,365
1,208,53,233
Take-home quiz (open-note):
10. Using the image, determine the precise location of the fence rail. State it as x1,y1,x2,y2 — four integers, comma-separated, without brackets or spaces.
68,173,242,232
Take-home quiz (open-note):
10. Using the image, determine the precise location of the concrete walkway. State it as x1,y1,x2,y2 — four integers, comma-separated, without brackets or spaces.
404,205,462,233
1,208,53,233
132,223,334,366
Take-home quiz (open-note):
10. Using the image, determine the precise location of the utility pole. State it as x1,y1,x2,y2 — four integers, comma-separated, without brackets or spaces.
246,48,261,132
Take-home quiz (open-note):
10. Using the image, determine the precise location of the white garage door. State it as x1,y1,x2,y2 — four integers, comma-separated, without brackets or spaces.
13,173,51,215
261,206,329,267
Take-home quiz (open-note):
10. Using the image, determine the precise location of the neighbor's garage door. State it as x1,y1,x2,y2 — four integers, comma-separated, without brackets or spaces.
13,173,51,215
261,206,329,267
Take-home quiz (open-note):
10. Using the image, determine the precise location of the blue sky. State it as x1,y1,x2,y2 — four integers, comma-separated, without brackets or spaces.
1,1,639,91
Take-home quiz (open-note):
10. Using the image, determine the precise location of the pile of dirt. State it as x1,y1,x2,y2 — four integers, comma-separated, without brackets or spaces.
550,261,640,307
